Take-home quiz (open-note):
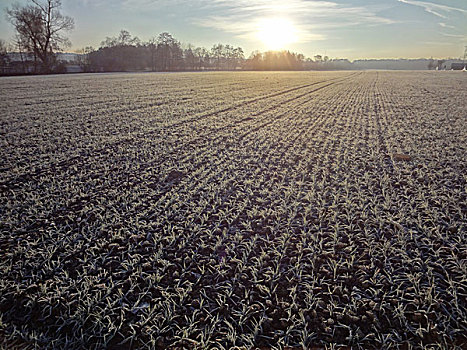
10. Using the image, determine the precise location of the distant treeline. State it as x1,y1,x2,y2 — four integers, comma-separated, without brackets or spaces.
76,31,313,72
246,51,306,71
79,32,465,72
1,30,465,75
0,30,328,74
76,31,246,72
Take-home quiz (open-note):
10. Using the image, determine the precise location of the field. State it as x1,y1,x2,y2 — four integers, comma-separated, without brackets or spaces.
0,71,466,349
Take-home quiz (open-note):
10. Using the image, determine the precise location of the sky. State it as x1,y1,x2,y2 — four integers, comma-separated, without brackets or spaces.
1,0,466,60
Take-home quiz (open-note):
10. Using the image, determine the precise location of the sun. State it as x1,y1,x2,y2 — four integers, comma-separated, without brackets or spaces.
256,18,298,50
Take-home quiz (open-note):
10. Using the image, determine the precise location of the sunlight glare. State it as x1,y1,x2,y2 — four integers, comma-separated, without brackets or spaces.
256,18,299,50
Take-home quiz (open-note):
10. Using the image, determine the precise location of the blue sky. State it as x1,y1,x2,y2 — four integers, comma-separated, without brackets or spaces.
1,0,466,59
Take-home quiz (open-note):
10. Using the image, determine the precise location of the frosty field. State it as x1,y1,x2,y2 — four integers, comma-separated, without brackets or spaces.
0,71,466,349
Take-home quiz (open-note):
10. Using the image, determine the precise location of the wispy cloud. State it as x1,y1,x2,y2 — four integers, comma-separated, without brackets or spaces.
398,0,467,19
439,22,455,28
422,40,461,46
193,0,395,43
440,33,466,39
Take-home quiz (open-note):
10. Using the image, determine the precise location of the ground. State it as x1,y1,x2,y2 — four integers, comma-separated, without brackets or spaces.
0,71,466,349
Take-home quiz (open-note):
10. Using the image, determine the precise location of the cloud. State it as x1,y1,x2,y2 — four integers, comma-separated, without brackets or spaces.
439,22,455,28
112,0,396,44
440,33,466,39
193,0,395,44
422,40,461,46
397,0,467,19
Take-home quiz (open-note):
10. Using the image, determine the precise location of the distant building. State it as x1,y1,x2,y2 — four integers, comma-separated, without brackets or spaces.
57,53,80,63
451,63,466,70
3,53,36,74
1,52,81,75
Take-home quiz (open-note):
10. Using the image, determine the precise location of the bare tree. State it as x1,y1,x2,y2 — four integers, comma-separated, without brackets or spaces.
6,0,74,73
11,34,31,73
157,32,179,71
101,30,140,48
211,44,224,70
0,39,10,74
0,39,8,55
232,47,244,69
193,47,208,70
147,37,157,71
184,45,195,71
75,46,94,72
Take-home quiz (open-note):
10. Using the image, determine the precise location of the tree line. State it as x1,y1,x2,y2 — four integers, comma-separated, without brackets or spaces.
77,30,245,72
245,51,306,71
78,30,309,72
